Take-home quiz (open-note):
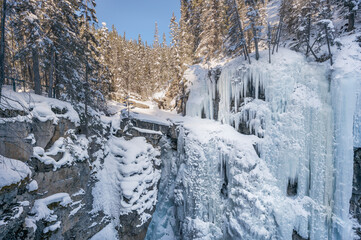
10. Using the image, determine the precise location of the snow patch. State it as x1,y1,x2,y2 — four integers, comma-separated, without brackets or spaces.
33,134,89,171
27,180,38,192
25,193,72,232
0,86,79,124
0,155,31,189
90,223,118,240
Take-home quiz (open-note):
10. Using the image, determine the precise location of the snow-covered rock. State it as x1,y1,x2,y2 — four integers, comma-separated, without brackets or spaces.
0,155,31,189
92,136,161,239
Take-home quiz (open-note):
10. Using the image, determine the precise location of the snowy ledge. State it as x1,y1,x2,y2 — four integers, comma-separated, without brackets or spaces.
0,155,32,190
32,133,89,171
25,193,72,232
0,86,80,125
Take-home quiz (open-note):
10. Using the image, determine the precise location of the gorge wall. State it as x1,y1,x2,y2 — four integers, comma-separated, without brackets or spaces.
1,43,360,240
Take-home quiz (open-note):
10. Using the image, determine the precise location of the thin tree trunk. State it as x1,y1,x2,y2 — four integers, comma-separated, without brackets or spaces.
11,23,16,80
21,60,26,81
0,0,7,100
252,22,260,60
276,17,282,53
48,49,55,97
272,22,280,54
307,41,319,61
54,53,60,98
347,5,355,32
27,62,33,83
240,20,251,64
324,24,333,65
306,17,311,56
32,47,41,95
272,16,283,54
233,0,251,64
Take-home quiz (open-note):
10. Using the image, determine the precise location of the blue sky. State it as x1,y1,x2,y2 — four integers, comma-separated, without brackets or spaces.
95,0,180,45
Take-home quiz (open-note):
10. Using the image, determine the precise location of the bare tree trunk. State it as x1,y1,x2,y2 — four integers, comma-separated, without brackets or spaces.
54,53,60,98
21,60,26,81
232,0,251,64
252,22,260,60
0,0,7,100
276,16,283,53
272,24,279,54
241,20,251,64
27,61,33,84
48,48,55,97
272,16,283,54
324,24,333,65
306,17,311,56
347,4,355,32
32,47,41,95
307,41,320,62
11,23,16,80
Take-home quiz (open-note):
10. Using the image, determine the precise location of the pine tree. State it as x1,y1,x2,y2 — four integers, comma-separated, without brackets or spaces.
179,0,194,66
151,22,161,92
169,13,182,84
244,0,265,60
78,0,104,135
189,0,204,55
95,22,112,96
153,22,160,49
225,0,251,62
43,0,79,98
12,0,47,94
344,0,361,31
197,0,224,61
160,33,170,87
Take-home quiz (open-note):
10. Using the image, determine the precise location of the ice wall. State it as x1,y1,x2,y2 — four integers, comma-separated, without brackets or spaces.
147,118,296,240
331,33,361,238
355,90,361,148
331,71,356,239
184,48,357,239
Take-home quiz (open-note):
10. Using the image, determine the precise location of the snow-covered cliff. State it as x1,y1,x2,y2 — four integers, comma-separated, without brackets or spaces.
0,36,360,240
154,40,360,239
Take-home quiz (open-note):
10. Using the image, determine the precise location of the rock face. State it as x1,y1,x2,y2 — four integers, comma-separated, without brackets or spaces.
292,230,309,240
32,118,75,149
0,117,75,162
0,115,107,240
351,148,361,237
0,175,30,239
94,118,178,240
0,121,32,161
0,110,174,240
118,210,153,240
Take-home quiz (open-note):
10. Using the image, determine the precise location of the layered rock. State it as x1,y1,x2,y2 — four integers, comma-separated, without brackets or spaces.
0,105,107,239
351,148,361,237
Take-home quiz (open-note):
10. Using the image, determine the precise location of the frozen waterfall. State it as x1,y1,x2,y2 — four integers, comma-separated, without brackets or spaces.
147,49,357,239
